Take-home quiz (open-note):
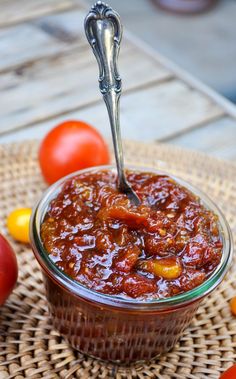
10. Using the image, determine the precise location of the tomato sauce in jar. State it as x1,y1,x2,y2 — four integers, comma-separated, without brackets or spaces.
41,170,222,300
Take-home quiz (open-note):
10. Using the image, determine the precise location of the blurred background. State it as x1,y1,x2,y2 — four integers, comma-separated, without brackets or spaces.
86,0,236,102
0,0,235,161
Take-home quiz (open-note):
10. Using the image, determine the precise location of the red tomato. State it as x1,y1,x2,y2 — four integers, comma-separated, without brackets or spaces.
0,234,18,305
220,365,236,379
39,120,110,184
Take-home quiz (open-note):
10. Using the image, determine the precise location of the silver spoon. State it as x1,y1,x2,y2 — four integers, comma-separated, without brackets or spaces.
84,1,141,206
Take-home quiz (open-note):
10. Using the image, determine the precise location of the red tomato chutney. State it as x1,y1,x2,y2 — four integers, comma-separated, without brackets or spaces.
41,170,222,300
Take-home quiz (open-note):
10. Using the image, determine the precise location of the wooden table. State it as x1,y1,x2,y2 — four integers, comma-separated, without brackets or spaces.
0,0,236,162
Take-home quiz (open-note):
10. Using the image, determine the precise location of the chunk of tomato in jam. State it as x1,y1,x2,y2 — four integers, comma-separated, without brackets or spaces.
122,273,157,298
41,170,222,300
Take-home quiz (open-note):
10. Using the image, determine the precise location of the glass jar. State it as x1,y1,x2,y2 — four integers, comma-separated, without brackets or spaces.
30,166,233,363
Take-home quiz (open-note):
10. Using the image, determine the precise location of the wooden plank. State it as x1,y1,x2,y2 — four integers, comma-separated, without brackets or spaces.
0,43,171,135
165,117,236,161
0,10,87,72
0,80,224,145
126,31,236,119
0,0,82,28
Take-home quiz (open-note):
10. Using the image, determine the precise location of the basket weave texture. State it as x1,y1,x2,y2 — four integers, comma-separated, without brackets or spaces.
0,140,235,379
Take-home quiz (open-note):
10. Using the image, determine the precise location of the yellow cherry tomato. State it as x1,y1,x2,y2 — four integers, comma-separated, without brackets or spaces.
7,208,32,243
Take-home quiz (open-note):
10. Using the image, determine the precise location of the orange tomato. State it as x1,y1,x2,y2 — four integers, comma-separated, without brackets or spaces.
39,120,110,184
230,296,236,316
220,364,236,379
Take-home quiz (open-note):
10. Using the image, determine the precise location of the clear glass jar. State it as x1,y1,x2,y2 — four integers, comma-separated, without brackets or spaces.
30,166,233,363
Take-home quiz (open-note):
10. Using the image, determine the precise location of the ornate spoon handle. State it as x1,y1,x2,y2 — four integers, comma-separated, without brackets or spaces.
85,2,140,205
84,2,122,95
84,3,124,183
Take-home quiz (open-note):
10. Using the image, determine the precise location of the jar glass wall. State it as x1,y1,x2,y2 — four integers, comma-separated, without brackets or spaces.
30,166,233,363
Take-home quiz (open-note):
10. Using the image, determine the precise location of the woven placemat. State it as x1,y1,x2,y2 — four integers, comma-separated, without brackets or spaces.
0,140,235,379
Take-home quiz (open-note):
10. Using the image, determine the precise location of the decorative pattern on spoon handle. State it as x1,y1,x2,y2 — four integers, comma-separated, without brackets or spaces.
84,1,122,95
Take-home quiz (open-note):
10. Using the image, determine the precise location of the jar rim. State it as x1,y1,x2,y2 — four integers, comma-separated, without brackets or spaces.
30,165,233,310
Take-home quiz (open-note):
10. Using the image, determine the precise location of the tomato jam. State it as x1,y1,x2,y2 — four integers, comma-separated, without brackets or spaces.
41,170,222,300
